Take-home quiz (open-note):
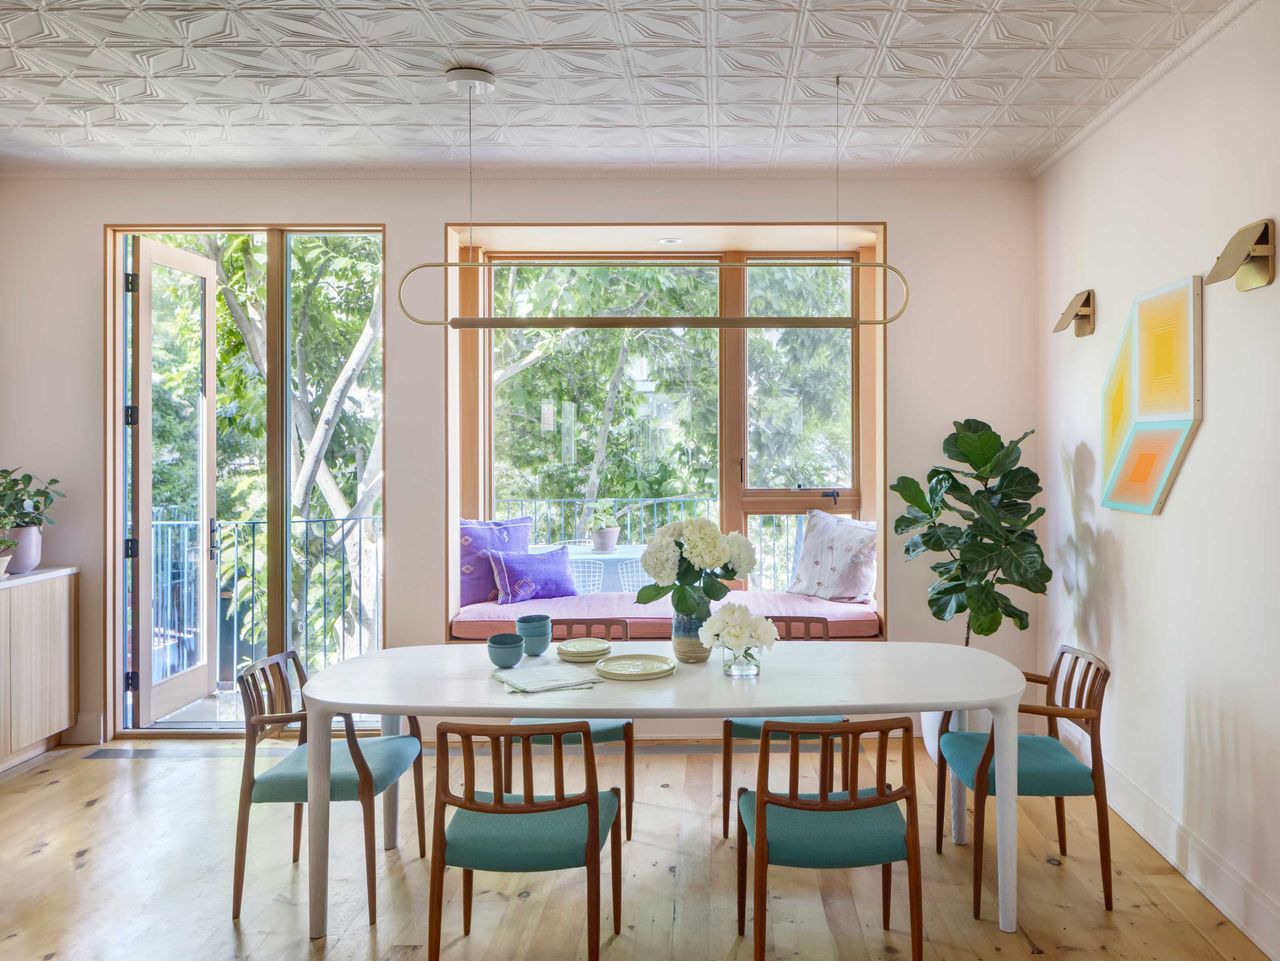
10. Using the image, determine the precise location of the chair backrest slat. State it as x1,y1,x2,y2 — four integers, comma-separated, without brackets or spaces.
769,616,832,641
436,721,598,817
756,718,915,815
553,617,630,642
1045,645,1111,734
236,650,307,742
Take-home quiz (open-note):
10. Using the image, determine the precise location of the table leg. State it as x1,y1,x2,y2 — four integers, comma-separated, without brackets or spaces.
992,697,1020,934
307,703,334,940
950,709,968,846
382,713,404,850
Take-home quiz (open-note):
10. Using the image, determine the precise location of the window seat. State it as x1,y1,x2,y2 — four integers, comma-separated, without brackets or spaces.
449,591,882,641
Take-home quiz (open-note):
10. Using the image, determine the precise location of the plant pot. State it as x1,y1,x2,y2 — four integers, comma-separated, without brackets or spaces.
591,526,621,552
0,555,10,579
5,526,41,575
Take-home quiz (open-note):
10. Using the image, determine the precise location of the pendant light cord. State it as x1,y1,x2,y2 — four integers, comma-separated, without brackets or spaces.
834,75,841,254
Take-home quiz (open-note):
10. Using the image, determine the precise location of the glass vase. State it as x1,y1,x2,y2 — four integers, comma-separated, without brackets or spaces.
723,646,761,678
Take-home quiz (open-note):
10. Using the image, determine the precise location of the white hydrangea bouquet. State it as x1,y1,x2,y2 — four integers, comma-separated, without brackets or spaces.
698,602,778,677
636,518,757,663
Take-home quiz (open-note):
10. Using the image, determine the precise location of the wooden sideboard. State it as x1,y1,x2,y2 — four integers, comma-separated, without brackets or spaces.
0,567,78,773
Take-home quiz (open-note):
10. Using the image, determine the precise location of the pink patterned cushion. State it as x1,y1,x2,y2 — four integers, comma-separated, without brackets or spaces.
451,591,881,640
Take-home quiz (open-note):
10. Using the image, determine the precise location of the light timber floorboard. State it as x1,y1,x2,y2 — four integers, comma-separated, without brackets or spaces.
0,739,1266,961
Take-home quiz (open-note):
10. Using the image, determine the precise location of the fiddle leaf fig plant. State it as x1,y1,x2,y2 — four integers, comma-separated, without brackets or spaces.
891,420,1052,645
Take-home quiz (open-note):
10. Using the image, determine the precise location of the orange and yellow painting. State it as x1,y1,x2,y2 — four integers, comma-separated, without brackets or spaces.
1101,277,1202,515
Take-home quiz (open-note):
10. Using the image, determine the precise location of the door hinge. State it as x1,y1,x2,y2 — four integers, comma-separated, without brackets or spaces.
124,271,139,293
124,537,138,559
209,518,219,561
124,404,138,426
124,670,139,693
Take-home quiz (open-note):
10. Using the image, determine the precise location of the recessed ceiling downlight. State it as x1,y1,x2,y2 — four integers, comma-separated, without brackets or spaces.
657,237,682,245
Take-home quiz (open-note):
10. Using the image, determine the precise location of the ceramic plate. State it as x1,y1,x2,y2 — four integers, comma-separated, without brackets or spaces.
559,638,611,655
595,653,677,681
558,651,609,664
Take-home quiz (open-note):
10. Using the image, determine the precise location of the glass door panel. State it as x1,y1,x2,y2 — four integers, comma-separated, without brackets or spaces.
134,238,218,726
285,232,385,673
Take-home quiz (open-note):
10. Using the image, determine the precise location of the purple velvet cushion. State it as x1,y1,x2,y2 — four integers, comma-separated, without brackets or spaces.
460,517,532,607
488,547,578,605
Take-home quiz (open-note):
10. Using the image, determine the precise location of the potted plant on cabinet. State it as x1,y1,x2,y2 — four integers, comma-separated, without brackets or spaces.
890,420,1052,760
589,499,622,553
0,469,65,575
0,533,15,578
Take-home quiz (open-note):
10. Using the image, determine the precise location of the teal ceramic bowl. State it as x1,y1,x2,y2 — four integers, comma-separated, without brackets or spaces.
488,632,524,646
522,633,551,657
516,614,551,636
488,642,524,669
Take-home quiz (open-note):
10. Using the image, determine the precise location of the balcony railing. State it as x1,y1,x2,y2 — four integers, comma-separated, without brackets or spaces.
493,494,719,547
149,513,382,685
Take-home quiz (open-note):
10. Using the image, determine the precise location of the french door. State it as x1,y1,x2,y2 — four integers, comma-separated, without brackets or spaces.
130,238,219,726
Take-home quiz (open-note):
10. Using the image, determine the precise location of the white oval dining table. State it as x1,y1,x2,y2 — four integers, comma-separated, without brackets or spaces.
302,641,1026,939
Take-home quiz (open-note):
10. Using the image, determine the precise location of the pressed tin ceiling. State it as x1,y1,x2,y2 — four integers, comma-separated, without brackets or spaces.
0,0,1235,174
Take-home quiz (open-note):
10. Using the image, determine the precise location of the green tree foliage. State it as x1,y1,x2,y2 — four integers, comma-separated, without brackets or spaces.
491,262,855,548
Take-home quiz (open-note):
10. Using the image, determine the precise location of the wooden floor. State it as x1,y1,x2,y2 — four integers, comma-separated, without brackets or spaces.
0,738,1266,961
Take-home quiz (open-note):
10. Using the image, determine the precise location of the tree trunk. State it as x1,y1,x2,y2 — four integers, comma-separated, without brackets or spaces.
575,333,630,539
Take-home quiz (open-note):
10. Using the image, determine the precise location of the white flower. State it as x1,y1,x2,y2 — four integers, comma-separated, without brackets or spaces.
655,520,686,542
723,531,757,577
680,517,729,571
640,534,680,586
698,603,779,655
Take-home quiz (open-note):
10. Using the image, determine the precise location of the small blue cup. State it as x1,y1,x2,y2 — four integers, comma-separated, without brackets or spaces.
516,614,551,636
487,634,524,669
522,633,551,657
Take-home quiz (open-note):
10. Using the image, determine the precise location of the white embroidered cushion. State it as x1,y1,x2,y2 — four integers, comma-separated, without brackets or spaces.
786,510,877,602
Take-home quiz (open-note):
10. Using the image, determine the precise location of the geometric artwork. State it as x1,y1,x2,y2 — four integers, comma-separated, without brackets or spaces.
1102,276,1203,515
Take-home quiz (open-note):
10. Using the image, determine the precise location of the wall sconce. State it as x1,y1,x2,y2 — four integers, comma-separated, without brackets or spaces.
1206,219,1275,292
1053,289,1095,337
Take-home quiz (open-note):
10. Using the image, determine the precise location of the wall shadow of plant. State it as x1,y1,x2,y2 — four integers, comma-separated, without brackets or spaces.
1058,442,1124,661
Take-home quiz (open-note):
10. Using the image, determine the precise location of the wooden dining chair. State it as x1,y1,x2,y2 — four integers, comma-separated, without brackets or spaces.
232,650,426,925
736,718,923,961
429,721,623,961
936,644,1112,918
721,616,851,837
507,617,636,839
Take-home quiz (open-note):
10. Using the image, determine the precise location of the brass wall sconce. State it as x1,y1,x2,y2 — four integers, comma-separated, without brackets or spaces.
1206,219,1275,292
1053,289,1095,337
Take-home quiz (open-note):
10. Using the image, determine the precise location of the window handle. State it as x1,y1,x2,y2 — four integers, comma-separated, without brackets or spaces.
739,457,744,483
822,489,840,506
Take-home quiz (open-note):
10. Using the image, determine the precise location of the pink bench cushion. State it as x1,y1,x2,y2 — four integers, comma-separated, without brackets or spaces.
450,591,881,641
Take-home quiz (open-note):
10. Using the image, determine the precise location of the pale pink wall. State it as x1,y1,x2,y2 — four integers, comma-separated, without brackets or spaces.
0,172,1039,741
1037,2,1280,955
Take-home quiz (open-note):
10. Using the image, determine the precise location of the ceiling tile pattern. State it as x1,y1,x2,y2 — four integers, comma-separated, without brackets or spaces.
0,0,1228,172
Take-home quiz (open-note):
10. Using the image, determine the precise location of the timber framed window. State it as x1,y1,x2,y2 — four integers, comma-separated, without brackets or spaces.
450,223,886,604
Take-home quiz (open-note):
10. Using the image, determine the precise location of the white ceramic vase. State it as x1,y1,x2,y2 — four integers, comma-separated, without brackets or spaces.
5,526,41,575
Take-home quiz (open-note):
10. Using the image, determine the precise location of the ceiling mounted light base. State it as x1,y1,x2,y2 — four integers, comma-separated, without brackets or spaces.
1053,289,1095,337
445,67,496,98
1206,219,1275,292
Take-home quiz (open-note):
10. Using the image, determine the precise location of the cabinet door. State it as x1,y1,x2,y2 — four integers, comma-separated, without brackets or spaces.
9,577,73,750
0,590,9,757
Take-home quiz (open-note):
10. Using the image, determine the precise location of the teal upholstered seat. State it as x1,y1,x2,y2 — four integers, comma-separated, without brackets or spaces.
251,735,423,804
738,788,908,870
444,791,620,873
729,715,845,739
939,732,1095,798
510,717,629,744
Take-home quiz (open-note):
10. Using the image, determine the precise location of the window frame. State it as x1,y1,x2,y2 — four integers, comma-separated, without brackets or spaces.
459,245,865,540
